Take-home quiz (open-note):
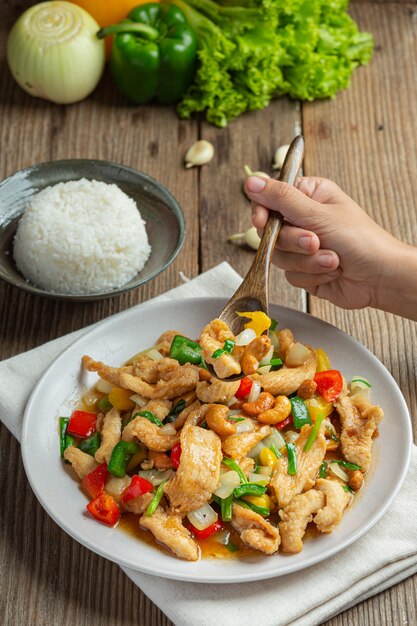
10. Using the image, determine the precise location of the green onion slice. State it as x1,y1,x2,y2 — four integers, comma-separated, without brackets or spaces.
319,461,328,478
222,457,248,483
331,459,362,471
134,411,163,427
146,479,167,516
351,378,371,387
286,442,297,475
304,412,325,452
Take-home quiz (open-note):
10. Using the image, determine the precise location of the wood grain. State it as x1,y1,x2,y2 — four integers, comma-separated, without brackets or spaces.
1,2,417,626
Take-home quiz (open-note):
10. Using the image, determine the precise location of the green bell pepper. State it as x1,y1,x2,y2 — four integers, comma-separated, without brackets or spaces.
98,3,197,104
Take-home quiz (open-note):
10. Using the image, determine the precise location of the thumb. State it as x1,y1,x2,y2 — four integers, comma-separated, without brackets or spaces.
245,176,325,229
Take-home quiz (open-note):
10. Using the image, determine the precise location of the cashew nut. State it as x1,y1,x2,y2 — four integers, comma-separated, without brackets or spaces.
258,395,292,425
205,404,237,438
242,392,275,416
297,379,317,400
348,470,364,491
241,335,272,375
277,329,294,360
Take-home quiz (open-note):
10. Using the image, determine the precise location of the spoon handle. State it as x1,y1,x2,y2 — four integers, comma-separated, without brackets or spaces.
232,135,305,313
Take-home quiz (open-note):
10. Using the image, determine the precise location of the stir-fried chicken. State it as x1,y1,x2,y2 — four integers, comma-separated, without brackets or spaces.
141,399,172,421
253,351,316,396
196,378,240,404
200,319,242,378
82,355,133,386
279,489,325,553
155,330,182,356
64,446,98,479
95,407,122,465
270,423,326,508
335,393,383,472
122,415,180,451
221,422,271,459
139,507,199,561
231,503,280,554
123,492,154,514
314,478,352,533
120,360,199,400
164,424,222,514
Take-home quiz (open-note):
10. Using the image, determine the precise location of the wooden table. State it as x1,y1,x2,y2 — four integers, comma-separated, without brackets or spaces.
1,1,416,624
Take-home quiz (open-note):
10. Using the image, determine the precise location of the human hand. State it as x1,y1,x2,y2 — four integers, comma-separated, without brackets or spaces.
244,175,414,314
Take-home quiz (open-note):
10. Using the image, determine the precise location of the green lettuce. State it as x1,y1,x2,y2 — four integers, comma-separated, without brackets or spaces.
168,0,373,126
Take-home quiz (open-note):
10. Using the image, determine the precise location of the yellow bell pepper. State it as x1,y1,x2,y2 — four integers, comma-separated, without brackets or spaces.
108,387,135,411
315,348,331,372
243,494,274,511
259,447,277,467
305,395,333,421
237,311,271,337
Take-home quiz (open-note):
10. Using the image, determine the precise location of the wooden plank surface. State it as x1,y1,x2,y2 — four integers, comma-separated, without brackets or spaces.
1,1,417,626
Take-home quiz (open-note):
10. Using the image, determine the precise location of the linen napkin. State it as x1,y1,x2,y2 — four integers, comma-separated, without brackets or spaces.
1,261,416,626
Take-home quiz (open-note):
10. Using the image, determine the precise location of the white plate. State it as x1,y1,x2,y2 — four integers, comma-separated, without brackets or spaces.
21,298,412,583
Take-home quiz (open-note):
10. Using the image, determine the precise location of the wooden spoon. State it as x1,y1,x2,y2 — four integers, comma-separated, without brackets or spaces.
206,134,305,381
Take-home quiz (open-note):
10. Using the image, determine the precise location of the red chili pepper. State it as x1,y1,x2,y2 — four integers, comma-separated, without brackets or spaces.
171,443,182,469
314,370,343,403
188,520,224,540
67,410,97,438
86,493,120,526
275,415,293,431
82,463,109,499
235,377,253,400
121,475,153,503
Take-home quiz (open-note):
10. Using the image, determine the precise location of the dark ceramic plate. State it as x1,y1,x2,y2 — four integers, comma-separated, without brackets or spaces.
0,159,185,301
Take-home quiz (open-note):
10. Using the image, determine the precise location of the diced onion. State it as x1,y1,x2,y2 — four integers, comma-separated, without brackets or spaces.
257,465,273,477
285,343,311,367
247,441,266,459
269,330,280,350
138,469,173,486
95,378,113,394
82,391,100,409
248,472,270,485
228,409,241,417
187,503,218,530
349,376,372,401
144,348,164,361
262,429,286,450
105,475,131,501
284,430,299,444
247,380,261,403
235,328,257,346
129,394,148,408
213,470,240,498
236,418,255,434
259,346,274,367
227,396,239,407
328,462,349,482
159,423,176,436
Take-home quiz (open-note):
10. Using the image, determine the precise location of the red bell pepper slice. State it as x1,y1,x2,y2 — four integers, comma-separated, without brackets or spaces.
67,410,97,438
82,463,109,499
121,475,153,504
314,370,343,403
171,443,182,469
188,520,224,540
235,377,253,400
275,414,293,431
86,493,120,526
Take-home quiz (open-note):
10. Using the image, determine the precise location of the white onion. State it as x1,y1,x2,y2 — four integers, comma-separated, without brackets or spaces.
187,503,218,530
235,328,257,346
269,330,280,350
247,441,266,459
7,2,105,104
328,462,349,482
248,473,270,485
285,343,311,367
214,470,240,498
95,378,113,394
144,348,164,361
159,423,176,436
138,469,173,486
247,380,261,403
349,377,372,401
236,418,255,434
130,394,148,408
262,429,285,450
227,396,239,407
284,430,299,444
105,475,131,501
259,346,274,367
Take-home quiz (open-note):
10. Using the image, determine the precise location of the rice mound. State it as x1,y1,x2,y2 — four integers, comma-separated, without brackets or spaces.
13,178,151,295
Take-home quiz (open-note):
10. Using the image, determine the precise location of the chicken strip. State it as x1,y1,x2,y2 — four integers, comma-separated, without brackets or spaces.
123,492,154,514
196,378,240,404
171,400,201,431
141,399,172,421
335,393,383,472
155,330,182,356
122,416,180,451
238,457,255,477
200,319,241,378
140,507,199,561
120,361,199,400
253,351,316,396
64,446,98,479
279,489,325,553
313,478,352,533
231,503,280,555
164,424,222,514
82,355,133,386
221,423,271,460
270,423,326,508
95,406,122,464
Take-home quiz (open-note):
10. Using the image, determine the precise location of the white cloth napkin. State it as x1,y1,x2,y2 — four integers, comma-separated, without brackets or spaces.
1,262,416,626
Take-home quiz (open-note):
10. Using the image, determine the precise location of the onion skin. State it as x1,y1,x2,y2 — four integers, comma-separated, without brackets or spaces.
7,1,105,104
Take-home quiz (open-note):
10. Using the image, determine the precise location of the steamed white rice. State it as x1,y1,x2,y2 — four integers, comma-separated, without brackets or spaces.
13,178,151,295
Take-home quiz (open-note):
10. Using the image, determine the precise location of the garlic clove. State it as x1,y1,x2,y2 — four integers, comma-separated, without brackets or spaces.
228,226,260,251
243,164,270,179
184,140,214,168
272,144,290,170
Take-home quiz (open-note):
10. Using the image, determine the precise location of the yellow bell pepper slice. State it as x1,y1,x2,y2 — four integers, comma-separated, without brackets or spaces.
315,348,331,372
259,447,278,468
237,311,271,337
108,387,135,411
304,395,333,421
243,494,274,511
